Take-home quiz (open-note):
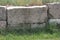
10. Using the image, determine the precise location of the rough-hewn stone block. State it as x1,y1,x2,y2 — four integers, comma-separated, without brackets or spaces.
7,6,47,24
29,6,47,23
7,6,47,30
47,2,60,19
7,7,25,25
0,6,6,21
0,21,6,29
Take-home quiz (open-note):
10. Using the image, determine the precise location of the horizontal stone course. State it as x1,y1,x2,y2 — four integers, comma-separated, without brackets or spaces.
7,5,47,27
0,2,60,30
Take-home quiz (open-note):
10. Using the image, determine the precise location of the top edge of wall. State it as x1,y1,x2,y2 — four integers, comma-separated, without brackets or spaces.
0,6,6,7
0,6,6,9
7,5,47,10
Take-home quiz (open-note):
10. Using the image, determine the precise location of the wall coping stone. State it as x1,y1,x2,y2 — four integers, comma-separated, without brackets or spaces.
7,5,47,10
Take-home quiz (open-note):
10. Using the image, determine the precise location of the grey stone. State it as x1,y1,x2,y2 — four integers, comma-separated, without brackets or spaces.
29,6,47,23
47,2,60,19
7,7,25,25
8,23,31,30
31,23,46,29
7,6,47,24
8,23,46,30
0,21,6,29
0,6,6,21
7,6,47,29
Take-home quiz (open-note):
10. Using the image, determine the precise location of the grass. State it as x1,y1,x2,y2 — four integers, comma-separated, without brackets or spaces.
0,32,60,40
0,23,60,40
0,0,42,6
0,0,60,6
0,0,60,40
42,0,60,4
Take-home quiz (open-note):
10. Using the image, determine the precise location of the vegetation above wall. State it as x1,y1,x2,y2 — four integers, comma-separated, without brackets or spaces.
0,0,60,6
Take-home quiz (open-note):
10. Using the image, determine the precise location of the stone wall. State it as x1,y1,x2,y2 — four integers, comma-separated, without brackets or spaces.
0,6,6,30
0,2,60,30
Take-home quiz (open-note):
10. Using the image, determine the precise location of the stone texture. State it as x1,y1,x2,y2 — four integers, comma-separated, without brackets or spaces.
7,7,25,25
7,6,47,23
0,6,6,21
7,6,47,30
8,23,46,30
29,6,47,23
0,21,6,29
8,23,31,30
47,2,60,19
31,23,46,29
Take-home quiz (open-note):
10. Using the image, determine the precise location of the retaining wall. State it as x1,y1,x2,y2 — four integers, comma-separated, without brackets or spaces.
0,2,60,30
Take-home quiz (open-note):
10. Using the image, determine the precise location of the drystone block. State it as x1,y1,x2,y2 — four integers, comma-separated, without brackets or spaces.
0,21,6,29
29,5,47,23
7,6,47,24
7,6,47,30
7,7,26,25
8,23,31,30
31,23,46,29
0,6,6,21
47,2,60,19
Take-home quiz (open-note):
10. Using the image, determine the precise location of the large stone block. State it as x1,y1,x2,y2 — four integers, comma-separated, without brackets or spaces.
7,6,47,24
29,6,47,23
47,2,60,19
0,6,6,21
7,6,47,30
7,6,26,25
0,21,6,29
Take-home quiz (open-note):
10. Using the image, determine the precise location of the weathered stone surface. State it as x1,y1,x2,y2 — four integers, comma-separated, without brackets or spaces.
8,23,31,30
31,23,46,29
7,6,47,24
0,6,6,21
47,2,60,19
7,6,47,29
0,21,6,29
29,6,47,23
8,23,46,30
7,7,25,25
